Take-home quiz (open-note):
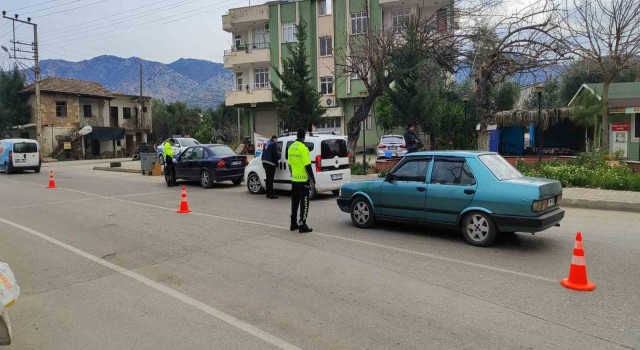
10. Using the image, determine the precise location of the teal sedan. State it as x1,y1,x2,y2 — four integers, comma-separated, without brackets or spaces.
337,151,564,247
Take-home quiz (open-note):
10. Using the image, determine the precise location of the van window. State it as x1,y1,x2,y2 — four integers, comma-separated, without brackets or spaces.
321,139,348,159
13,142,38,153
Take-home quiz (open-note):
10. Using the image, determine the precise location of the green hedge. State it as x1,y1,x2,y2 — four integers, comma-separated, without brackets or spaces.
515,160,640,192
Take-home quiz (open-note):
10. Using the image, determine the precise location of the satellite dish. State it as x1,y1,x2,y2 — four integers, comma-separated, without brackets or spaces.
78,126,93,136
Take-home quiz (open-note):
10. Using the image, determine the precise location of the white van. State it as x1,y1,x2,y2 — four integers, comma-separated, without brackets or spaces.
0,139,41,174
244,133,351,198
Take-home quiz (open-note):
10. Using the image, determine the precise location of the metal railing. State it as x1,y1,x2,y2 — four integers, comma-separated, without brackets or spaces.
223,42,270,55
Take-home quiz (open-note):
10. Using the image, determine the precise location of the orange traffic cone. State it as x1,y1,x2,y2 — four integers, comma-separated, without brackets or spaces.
176,185,192,214
561,232,595,291
47,170,57,189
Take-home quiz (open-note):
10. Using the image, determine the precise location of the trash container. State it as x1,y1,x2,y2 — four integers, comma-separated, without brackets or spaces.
140,152,157,175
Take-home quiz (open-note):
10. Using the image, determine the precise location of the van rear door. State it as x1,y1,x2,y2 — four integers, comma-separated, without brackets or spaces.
12,142,39,167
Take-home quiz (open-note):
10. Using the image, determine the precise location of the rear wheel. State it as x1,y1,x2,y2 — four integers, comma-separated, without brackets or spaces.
247,172,264,194
232,178,243,186
200,170,213,188
461,212,498,247
34,165,41,173
350,197,375,228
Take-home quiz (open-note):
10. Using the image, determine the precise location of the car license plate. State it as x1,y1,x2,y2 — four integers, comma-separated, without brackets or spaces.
231,161,241,166
389,146,397,150
15,159,25,163
548,197,556,206
331,174,343,181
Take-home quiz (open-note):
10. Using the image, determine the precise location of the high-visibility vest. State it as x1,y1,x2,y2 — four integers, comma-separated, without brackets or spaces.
287,140,311,182
163,141,174,157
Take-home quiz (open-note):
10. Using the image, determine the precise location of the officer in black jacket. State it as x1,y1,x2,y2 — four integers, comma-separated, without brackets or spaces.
262,135,280,199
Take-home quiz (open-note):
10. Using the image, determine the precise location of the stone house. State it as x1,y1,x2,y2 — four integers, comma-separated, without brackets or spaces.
21,78,152,158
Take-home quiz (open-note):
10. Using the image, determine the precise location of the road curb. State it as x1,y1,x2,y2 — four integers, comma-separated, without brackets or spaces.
561,198,640,213
93,167,141,174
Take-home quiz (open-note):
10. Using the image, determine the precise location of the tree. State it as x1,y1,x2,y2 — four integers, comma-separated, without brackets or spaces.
466,0,565,150
0,68,30,135
151,100,202,142
561,0,640,149
336,5,459,159
374,94,401,135
194,104,239,145
271,20,325,131
494,81,521,111
572,91,603,152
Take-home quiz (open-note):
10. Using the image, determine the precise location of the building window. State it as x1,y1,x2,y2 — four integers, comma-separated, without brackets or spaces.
282,22,297,43
234,34,243,49
320,76,334,95
391,8,411,30
134,107,139,117
254,68,270,89
319,36,332,56
437,8,448,32
56,101,67,118
236,72,244,91
142,106,148,113
83,105,92,118
319,117,341,130
318,0,332,15
635,113,640,138
351,12,369,35
253,28,269,49
123,107,132,119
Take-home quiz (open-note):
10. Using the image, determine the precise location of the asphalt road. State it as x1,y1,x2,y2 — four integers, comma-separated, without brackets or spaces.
1,161,639,350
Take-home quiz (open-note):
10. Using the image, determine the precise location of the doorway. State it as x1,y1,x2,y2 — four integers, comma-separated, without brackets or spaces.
126,135,134,156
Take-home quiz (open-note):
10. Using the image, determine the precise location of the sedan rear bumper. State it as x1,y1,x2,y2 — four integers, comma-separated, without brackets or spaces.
491,208,565,233
212,168,245,181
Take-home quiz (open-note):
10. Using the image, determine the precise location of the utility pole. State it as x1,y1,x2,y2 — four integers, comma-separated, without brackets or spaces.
139,62,143,131
2,11,41,146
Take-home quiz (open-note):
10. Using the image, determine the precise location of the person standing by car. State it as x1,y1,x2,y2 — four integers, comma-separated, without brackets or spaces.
262,135,279,199
404,124,419,153
163,138,177,187
287,128,315,233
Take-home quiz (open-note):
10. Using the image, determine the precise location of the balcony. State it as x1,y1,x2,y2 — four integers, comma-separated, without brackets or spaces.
223,43,270,68
222,5,269,32
225,87,273,106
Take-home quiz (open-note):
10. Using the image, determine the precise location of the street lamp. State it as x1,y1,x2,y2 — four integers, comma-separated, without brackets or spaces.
462,95,469,119
535,85,545,162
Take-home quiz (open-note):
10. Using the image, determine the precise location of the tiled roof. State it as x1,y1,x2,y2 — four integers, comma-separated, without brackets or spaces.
22,77,114,99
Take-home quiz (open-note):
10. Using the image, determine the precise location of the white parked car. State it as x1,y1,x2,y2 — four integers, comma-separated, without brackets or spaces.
376,134,407,159
156,137,200,164
244,133,351,199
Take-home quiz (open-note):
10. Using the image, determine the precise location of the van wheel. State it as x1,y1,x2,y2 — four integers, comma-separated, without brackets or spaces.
35,166,41,173
461,212,498,247
309,182,318,200
247,172,264,194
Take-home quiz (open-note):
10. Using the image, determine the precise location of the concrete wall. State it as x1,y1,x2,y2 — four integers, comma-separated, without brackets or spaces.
254,109,279,136
29,93,81,128
41,126,76,157
78,97,109,128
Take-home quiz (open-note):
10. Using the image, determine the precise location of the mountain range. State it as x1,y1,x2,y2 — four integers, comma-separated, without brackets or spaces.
34,55,232,109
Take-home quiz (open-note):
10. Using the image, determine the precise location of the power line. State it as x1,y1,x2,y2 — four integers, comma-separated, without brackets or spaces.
41,0,175,36
20,0,88,15
40,0,203,38
37,0,109,18
8,0,58,12
42,0,242,47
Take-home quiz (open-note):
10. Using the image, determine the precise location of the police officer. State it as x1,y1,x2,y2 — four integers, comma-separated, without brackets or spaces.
287,128,315,233
163,138,177,187
262,135,279,199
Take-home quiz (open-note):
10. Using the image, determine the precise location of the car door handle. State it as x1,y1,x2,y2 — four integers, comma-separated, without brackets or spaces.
464,189,476,195
416,187,426,192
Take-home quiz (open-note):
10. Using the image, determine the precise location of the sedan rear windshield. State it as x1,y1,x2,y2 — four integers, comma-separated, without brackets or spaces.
13,142,38,153
381,136,403,144
321,139,348,159
479,154,522,181
181,139,200,147
207,145,236,157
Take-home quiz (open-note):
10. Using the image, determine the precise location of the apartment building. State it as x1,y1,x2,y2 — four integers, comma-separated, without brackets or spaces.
222,0,453,145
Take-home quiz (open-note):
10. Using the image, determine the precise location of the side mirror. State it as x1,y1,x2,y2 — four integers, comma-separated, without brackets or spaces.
385,173,394,182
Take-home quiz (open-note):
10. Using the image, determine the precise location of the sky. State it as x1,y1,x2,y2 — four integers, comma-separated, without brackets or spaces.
0,0,531,66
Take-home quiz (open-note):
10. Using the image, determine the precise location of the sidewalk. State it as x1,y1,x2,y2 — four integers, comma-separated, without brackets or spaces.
92,163,640,213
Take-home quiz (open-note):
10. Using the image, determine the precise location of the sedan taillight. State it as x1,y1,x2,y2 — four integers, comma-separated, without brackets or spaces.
399,144,406,149
216,159,225,169
377,144,386,149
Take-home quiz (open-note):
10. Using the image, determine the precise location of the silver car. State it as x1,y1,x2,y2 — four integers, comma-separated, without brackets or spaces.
376,135,407,158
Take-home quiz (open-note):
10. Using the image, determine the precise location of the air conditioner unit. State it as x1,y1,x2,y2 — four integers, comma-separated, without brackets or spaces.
325,98,334,107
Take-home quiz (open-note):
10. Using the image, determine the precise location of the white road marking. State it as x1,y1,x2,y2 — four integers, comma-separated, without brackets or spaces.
0,217,302,350
46,186,556,283
3,179,557,283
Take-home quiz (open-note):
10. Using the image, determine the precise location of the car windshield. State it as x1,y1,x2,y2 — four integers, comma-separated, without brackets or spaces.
207,145,236,157
381,136,403,144
479,154,522,181
13,142,38,153
181,139,200,147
